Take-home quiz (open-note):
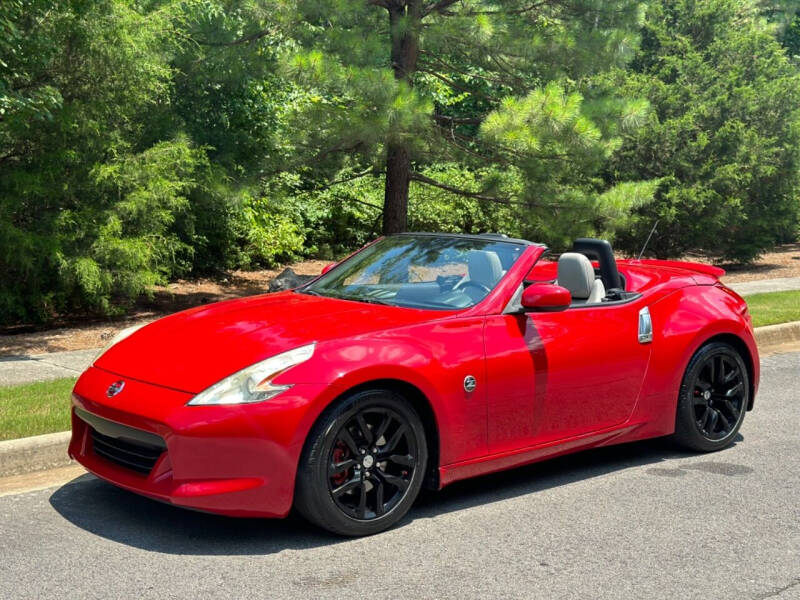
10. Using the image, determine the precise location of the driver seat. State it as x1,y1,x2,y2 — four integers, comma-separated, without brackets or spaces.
467,250,503,290
557,253,605,304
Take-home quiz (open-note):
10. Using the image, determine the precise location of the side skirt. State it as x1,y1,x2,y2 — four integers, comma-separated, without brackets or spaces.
438,422,652,488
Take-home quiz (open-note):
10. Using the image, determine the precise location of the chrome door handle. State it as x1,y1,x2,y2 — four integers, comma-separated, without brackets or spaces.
638,307,653,344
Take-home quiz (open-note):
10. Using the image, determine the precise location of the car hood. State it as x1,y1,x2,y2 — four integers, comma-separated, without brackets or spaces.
94,291,444,393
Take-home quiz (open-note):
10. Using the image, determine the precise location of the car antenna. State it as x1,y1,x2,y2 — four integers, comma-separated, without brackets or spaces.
637,220,659,260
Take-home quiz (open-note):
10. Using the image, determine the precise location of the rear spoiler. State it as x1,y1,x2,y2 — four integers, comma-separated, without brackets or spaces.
636,259,726,279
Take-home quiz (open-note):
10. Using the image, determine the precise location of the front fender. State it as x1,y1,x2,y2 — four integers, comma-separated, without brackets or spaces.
282,317,489,466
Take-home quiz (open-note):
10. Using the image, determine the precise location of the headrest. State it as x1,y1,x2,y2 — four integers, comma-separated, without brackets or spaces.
467,250,503,288
557,252,595,299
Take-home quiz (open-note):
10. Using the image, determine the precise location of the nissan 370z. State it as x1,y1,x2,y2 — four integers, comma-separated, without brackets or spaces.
69,233,758,536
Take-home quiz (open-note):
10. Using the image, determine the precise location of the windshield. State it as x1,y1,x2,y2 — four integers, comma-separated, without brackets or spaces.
300,235,526,310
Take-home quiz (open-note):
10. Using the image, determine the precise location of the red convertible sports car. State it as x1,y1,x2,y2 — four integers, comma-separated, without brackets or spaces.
69,233,758,536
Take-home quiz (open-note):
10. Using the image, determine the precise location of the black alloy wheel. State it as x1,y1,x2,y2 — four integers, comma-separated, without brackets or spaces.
295,389,428,536
674,342,750,452
328,407,417,520
691,353,746,440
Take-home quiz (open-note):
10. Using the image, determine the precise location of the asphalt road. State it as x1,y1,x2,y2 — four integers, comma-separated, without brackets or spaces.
1,352,799,600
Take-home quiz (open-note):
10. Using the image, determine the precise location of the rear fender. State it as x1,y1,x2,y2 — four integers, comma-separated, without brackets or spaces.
632,285,757,436
634,259,725,280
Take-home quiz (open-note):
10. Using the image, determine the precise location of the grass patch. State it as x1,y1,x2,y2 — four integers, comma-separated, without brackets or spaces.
746,290,800,328
0,377,76,441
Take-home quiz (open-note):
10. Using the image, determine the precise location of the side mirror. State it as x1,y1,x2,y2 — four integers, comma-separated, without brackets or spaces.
521,283,571,312
321,262,337,275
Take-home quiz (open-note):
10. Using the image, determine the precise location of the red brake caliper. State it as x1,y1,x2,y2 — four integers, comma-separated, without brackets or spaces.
331,442,350,486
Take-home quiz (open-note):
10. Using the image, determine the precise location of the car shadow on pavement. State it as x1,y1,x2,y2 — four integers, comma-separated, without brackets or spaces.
48,435,742,556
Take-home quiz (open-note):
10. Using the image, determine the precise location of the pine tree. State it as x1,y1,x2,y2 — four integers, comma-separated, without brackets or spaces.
277,0,651,235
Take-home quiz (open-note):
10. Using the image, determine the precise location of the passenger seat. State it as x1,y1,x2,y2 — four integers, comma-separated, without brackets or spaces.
556,253,605,304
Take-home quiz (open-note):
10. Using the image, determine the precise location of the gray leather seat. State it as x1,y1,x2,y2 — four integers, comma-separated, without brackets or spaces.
557,252,605,304
467,250,503,290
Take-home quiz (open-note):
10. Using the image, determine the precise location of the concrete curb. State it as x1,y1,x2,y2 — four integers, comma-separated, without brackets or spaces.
0,432,73,478
753,321,800,350
2,321,799,479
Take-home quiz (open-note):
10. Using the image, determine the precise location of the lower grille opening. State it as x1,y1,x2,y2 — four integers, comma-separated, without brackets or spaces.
89,429,164,475
76,407,166,476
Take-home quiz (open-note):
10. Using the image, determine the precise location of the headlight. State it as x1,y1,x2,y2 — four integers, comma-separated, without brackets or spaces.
187,343,316,406
93,323,147,364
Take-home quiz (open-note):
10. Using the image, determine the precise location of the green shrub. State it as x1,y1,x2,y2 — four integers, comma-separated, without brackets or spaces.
608,0,800,262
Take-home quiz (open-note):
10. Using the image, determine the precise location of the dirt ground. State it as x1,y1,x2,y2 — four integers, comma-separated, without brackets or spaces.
716,242,800,283
2,244,799,357
0,260,329,356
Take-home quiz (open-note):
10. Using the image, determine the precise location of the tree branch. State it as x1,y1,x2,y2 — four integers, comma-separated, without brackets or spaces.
432,123,495,163
409,171,511,203
432,114,483,125
411,171,570,208
458,1,553,16
422,0,462,17
348,196,384,211
486,53,528,87
317,168,375,191
0,151,23,164
417,68,497,103
419,51,516,87
308,141,366,164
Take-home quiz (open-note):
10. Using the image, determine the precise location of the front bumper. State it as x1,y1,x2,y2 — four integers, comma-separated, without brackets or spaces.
69,366,332,518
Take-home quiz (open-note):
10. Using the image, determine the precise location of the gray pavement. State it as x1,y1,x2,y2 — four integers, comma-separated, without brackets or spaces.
728,276,800,296
1,351,799,599
0,349,96,386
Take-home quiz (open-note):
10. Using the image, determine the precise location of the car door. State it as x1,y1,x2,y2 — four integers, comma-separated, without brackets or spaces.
484,299,652,454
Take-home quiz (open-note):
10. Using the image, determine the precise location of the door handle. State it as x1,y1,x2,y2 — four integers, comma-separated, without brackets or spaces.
638,307,653,344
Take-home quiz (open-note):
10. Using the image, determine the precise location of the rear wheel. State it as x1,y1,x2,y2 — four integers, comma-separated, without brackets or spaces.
294,389,428,536
673,342,749,452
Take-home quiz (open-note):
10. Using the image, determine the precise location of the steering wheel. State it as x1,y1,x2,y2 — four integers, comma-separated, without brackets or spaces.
457,280,491,294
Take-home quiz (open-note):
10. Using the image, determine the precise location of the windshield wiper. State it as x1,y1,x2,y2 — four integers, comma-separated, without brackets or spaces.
297,288,394,306
297,288,324,297
354,296,394,306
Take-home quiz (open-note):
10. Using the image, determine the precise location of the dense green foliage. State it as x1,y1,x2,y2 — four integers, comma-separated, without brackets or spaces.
609,0,800,261
1,0,799,324
1,1,195,321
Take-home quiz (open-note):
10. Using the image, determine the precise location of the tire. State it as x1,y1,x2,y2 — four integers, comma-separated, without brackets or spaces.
673,341,749,452
294,388,428,536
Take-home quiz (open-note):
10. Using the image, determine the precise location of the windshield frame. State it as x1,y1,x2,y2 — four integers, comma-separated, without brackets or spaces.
297,233,535,311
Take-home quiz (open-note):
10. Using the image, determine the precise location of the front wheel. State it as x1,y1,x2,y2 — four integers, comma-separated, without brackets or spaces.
294,389,428,536
673,342,749,452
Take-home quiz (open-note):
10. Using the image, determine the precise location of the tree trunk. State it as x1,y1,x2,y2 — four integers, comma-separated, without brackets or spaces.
382,1,421,235
383,143,411,233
